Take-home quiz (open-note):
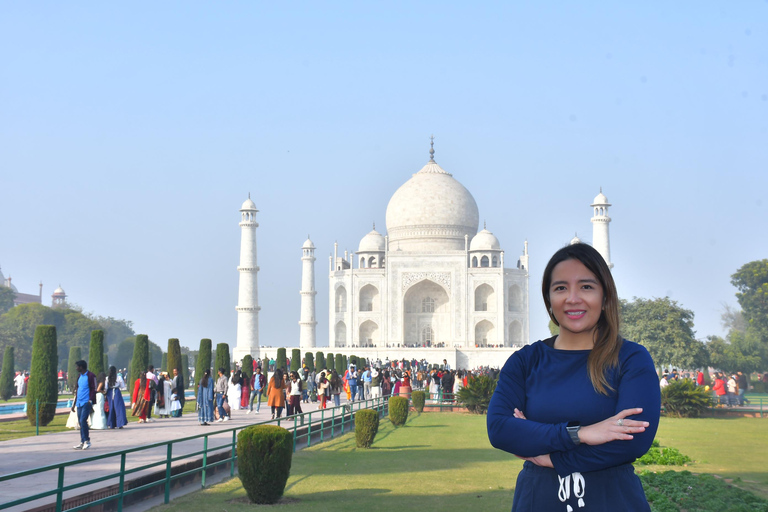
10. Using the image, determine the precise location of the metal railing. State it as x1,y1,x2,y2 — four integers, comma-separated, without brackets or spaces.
0,396,389,512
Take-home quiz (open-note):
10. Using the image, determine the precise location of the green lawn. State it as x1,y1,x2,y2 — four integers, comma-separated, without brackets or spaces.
148,413,768,512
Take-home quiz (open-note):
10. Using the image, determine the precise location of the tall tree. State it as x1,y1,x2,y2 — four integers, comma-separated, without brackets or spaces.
130,335,149,394
67,347,81,391
0,346,14,400
291,349,301,372
27,325,59,425
195,339,212,396
621,297,707,369
113,337,136,369
215,343,230,377
167,338,182,376
731,259,768,340
88,330,105,376
276,348,287,371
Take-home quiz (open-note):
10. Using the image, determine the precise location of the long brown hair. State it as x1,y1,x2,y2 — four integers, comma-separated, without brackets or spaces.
542,243,622,395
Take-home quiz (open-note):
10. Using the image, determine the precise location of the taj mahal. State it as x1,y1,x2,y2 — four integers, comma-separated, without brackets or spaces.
232,141,613,369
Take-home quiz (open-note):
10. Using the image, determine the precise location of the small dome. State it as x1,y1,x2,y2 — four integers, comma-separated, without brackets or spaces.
470,229,501,251
591,190,610,206
302,238,315,249
53,286,66,295
241,197,257,210
358,229,386,252
570,235,582,245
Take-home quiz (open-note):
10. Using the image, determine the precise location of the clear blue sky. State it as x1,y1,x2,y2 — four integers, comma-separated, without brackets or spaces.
2,2,766,352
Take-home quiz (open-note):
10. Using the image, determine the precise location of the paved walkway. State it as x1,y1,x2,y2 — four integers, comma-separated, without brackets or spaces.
0,400,359,512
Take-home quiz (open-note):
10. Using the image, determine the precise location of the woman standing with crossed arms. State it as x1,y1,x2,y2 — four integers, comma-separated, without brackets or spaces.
487,243,660,511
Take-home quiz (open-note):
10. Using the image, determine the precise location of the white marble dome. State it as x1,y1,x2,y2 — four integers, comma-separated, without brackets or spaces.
385,160,479,251
592,191,609,205
302,238,315,249
470,229,501,251
241,198,257,210
358,229,385,252
53,286,65,295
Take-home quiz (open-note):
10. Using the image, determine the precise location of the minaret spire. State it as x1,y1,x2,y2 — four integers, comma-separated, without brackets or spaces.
233,196,261,363
429,135,435,162
299,237,317,349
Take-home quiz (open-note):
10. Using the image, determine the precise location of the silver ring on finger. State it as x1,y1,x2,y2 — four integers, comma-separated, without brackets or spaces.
616,418,624,426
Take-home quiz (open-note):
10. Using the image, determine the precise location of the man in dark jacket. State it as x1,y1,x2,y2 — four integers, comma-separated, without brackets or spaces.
71,360,97,450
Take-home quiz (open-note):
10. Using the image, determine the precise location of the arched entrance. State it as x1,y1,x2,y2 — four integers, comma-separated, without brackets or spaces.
403,280,450,346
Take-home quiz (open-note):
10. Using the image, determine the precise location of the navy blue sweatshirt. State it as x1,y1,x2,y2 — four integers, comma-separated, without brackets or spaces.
487,337,660,477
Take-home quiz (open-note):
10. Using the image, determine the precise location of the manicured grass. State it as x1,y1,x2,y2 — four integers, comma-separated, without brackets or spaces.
0,400,198,442
148,413,768,512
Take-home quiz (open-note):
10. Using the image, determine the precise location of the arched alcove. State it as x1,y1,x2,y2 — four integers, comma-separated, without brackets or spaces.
508,284,522,312
475,283,495,312
475,320,495,347
359,284,379,312
335,321,347,347
335,286,347,313
403,280,450,345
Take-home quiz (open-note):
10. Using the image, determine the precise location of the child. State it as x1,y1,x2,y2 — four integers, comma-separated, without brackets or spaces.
170,389,182,418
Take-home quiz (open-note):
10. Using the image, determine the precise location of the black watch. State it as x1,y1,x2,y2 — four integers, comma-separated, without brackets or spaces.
566,421,581,445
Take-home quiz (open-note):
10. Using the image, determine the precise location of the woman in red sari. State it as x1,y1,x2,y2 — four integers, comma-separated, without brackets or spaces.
240,372,251,409
131,374,151,423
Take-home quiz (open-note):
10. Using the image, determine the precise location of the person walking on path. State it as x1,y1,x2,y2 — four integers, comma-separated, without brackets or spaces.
248,366,266,414
172,368,185,416
267,368,286,419
90,372,108,430
289,371,303,417
106,366,127,429
197,369,214,425
72,360,96,450
214,368,229,422
131,374,151,423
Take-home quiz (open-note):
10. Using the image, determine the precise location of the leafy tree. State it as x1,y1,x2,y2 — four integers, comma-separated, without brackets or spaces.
67,347,81,391
276,348,287,371
149,341,163,368
0,322,27,370
88,330,105,376
58,309,102,365
27,326,58,426
706,333,764,374
0,303,59,368
316,351,325,371
731,260,768,340
113,337,135,369
0,346,14,400
304,352,314,372
167,338,182,376
215,343,230,376
0,287,14,315
195,339,212,396
130,335,149,393
620,297,708,369
291,349,301,372
87,315,134,349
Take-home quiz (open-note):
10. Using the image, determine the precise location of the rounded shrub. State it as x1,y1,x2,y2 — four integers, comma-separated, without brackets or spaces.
195,339,212,397
0,346,14,401
661,379,712,418
388,396,409,427
237,425,293,504
27,325,59,426
411,390,426,412
355,409,379,448
457,374,497,414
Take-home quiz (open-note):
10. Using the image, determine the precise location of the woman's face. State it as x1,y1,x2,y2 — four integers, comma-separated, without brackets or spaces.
548,258,604,338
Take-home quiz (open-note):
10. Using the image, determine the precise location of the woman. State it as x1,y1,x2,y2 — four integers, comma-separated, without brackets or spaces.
131,373,151,423
288,371,303,416
197,369,214,425
230,370,242,410
487,243,660,511
154,373,172,418
90,372,108,430
400,370,412,399
330,370,343,407
240,371,251,410
106,366,128,429
317,371,329,409
381,370,392,397
266,368,286,419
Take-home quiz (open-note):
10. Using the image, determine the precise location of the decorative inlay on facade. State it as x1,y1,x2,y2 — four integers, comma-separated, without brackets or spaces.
402,272,451,292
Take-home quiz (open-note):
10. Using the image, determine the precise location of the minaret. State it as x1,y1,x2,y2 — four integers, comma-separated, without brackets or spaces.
590,188,613,269
233,196,261,363
299,236,317,349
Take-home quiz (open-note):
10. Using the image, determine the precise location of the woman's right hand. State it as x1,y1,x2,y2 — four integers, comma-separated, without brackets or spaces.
579,408,649,446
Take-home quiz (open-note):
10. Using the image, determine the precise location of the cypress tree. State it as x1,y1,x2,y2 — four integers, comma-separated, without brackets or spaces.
88,330,105,377
262,357,270,372
130,335,149,394
335,354,344,374
290,349,301,372
304,352,314,373
27,325,59,426
343,355,348,371
181,354,190,391
327,352,335,372
350,355,358,368
103,354,109,373
316,351,325,371
161,352,167,371
243,355,254,378
215,343,230,377
276,348,287,371
0,346,14,401
167,338,182,377
67,347,81,392
195,339,212,396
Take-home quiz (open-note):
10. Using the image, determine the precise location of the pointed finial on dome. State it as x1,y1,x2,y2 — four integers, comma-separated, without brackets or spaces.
429,135,435,162
484,220,487,230
249,192,251,199
600,186,602,193
308,234,310,239
372,222,376,231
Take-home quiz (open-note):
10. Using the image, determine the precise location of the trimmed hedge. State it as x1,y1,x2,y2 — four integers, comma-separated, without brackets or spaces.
327,352,335,372
315,351,325,371
237,425,293,504
242,355,254,378
411,390,426,412
291,349,301,372
262,357,269,372
130,335,149,394
181,354,190,391
215,343,230,377
0,346,14,400
304,352,314,372
276,348,287,371
67,347,81,392
355,409,379,448
88,330,105,377
167,338,182,376
389,396,409,427
161,353,167,372
103,354,109,374
335,354,344,374
195,339,212,396
27,326,58,426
